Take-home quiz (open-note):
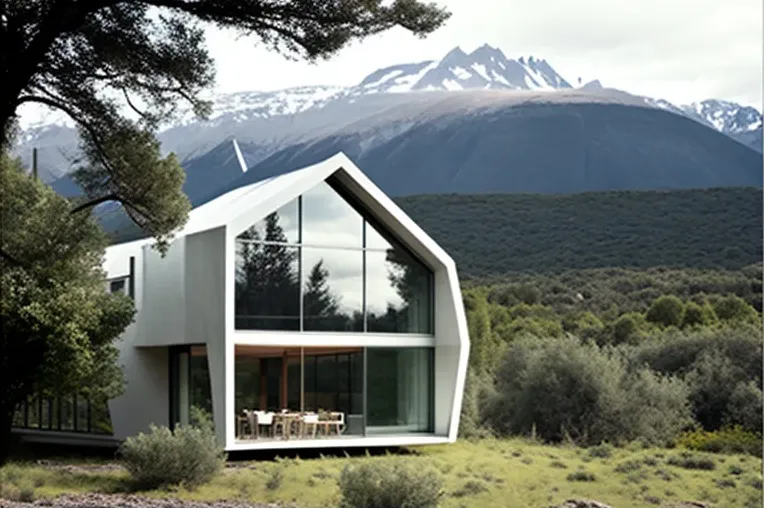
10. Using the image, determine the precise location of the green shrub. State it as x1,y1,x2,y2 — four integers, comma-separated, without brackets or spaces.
682,301,718,328
666,454,716,470
712,295,760,325
632,325,763,433
118,410,226,489
587,443,614,458
676,426,762,456
608,312,649,345
487,335,692,446
646,295,685,328
727,465,744,475
452,479,489,497
338,459,443,508
566,471,596,482
266,468,284,490
614,460,643,474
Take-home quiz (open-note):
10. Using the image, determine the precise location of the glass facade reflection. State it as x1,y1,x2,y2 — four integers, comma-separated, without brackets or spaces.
234,178,434,334
366,347,434,433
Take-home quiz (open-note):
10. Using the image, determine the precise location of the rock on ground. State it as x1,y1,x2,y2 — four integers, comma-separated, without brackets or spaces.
550,501,613,508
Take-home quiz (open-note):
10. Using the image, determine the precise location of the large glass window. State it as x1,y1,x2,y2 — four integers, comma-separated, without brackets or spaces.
302,248,363,332
366,347,434,433
234,178,433,334
302,182,363,248
235,241,300,330
365,244,433,334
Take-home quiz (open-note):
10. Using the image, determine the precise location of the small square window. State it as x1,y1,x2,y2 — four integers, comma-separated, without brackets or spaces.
109,279,126,294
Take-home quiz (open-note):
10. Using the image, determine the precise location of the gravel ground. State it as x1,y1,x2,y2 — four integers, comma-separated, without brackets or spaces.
0,494,298,508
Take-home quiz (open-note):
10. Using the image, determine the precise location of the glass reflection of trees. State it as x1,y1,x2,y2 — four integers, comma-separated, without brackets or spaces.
235,212,300,330
234,186,433,334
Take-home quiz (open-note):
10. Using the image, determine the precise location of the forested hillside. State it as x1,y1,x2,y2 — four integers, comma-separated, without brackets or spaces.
397,187,762,277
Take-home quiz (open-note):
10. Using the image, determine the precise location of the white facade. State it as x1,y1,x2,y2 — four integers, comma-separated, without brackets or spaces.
101,153,469,451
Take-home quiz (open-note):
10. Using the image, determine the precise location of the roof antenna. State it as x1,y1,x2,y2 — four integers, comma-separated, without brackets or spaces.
232,138,248,173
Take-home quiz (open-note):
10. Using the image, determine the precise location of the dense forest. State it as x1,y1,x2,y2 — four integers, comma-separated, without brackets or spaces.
396,187,762,277
424,187,764,452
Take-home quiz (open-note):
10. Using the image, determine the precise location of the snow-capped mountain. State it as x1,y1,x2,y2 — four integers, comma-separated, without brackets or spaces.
12,44,762,181
352,45,571,94
681,99,762,135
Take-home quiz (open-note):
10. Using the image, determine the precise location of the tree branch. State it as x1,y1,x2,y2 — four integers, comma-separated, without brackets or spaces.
15,94,116,175
0,248,26,268
121,88,151,121
70,193,120,214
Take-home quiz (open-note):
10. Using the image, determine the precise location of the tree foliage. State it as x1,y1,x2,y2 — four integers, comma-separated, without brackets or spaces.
460,267,763,443
397,188,762,278
0,153,134,462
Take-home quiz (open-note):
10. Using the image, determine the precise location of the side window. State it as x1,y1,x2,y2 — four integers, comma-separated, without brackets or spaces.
109,278,127,295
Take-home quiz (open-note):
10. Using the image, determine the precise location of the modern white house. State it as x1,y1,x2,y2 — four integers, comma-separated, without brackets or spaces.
12,152,470,451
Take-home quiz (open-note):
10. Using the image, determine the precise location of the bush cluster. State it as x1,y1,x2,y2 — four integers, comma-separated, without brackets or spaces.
485,335,692,446
676,426,762,457
338,459,443,508
118,408,225,489
461,278,763,449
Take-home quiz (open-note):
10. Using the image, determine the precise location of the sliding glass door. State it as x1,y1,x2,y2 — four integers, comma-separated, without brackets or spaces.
366,347,434,434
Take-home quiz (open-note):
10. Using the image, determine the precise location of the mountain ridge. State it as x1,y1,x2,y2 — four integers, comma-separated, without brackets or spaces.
13,43,762,181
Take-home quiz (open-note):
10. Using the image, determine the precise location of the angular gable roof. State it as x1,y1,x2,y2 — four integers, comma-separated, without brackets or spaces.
177,152,457,272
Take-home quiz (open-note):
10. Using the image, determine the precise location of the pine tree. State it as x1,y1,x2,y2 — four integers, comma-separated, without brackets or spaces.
303,260,340,322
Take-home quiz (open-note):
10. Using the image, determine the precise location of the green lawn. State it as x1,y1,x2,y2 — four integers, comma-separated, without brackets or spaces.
1,439,762,507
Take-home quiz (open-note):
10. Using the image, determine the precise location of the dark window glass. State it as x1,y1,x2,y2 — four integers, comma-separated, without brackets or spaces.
365,235,433,334
189,348,212,417
366,347,433,433
60,396,75,430
302,248,363,332
303,355,317,412
50,398,59,430
287,357,301,410
76,397,89,432
110,279,126,294
315,355,338,411
350,352,364,416
12,402,25,427
235,355,260,414
27,396,40,429
39,398,51,430
302,182,362,248
171,346,213,428
235,242,300,330
336,354,350,414
264,358,282,411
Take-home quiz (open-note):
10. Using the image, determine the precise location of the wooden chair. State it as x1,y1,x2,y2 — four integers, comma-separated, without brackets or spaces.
301,413,319,438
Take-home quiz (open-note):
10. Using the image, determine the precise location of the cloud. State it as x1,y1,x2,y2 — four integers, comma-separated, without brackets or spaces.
204,0,762,108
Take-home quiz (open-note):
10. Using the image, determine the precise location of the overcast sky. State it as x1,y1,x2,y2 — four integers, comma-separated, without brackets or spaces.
205,0,763,109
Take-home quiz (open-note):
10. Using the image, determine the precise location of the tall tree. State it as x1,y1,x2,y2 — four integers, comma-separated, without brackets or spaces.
0,153,134,462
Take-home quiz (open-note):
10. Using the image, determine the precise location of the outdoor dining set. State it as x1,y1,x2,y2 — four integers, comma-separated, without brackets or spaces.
236,409,345,440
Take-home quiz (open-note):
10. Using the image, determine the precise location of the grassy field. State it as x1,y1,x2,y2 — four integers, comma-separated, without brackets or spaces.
1,439,762,507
